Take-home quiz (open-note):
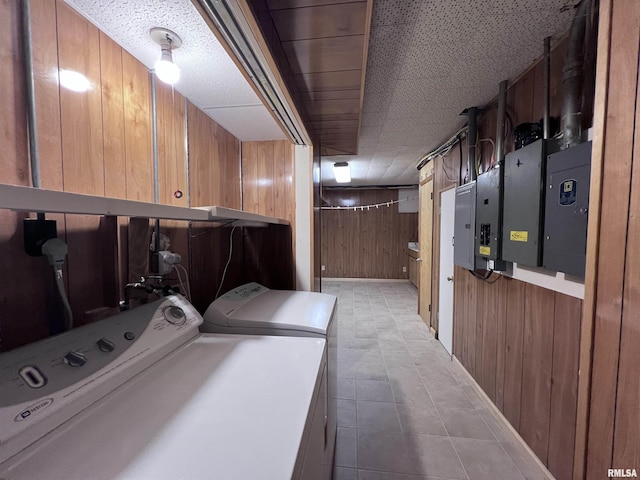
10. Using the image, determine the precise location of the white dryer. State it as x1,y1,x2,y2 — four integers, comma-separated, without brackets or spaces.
0,295,328,480
202,282,338,478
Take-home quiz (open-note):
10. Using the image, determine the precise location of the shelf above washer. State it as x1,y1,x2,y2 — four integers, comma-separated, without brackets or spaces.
0,183,288,226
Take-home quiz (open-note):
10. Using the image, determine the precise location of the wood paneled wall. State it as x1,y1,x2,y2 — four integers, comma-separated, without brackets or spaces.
241,140,295,225
321,189,417,279
0,0,293,351
189,102,240,209
431,37,585,479
580,1,640,478
453,271,582,479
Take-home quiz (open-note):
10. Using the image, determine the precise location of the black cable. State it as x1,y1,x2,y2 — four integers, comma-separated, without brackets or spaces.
467,268,498,282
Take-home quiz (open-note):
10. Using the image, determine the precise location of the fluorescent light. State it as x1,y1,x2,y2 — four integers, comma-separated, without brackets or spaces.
59,69,91,92
333,162,351,183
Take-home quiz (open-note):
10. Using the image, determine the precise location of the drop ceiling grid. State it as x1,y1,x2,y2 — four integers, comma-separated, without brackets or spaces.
63,0,284,142
321,0,576,186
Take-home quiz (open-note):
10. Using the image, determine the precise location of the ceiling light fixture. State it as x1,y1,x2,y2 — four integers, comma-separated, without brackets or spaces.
333,162,351,184
150,27,182,85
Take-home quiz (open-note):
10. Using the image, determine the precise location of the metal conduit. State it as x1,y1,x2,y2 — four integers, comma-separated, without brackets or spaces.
21,0,41,189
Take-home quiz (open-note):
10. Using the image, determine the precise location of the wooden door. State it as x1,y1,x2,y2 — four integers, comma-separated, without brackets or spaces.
418,171,433,326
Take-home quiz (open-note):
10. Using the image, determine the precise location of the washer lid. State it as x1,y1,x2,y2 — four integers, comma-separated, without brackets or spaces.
0,334,326,480
204,286,336,335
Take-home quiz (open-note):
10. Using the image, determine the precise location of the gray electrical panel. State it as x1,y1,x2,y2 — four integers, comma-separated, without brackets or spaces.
475,167,503,261
502,139,546,267
543,141,592,277
454,182,476,270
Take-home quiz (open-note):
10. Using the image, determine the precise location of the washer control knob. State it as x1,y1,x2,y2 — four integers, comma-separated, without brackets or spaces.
63,351,87,367
96,338,115,352
163,306,186,325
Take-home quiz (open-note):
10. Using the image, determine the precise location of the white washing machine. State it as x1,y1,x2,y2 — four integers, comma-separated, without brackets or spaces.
202,282,338,477
0,295,328,479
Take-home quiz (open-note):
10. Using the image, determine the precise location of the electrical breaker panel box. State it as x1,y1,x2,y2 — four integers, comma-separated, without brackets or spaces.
543,141,592,277
502,139,546,267
475,167,503,261
454,182,476,270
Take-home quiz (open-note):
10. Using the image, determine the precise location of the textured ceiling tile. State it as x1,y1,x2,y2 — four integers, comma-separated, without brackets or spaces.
361,111,387,127
367,24,414,66
371,0,425,27
321,0,575,186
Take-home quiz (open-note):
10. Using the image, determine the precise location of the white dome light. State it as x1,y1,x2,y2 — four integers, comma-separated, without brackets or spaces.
150,27,182,86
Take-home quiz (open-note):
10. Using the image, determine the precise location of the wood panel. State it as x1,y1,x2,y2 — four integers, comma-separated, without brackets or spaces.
581,1,640,478
586,0,639,476
479,276,506,403
501,278,525,431
494,277,508,412
612,34,640,468
188,102,240,209
242,140,296,228
548,294,582,480
271,2,367,41
32,0,63,190
321,189,417,279
250,0,371,155
100,32,126,200
57,1,103,195
157,83,187,206
122,50,152,202
519,284,555,464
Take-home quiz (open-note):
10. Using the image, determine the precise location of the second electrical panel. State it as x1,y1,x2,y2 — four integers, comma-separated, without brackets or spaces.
475,168,503,261
502,139,546,267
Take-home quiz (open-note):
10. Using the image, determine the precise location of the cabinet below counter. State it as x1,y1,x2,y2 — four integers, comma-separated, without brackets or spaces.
408,248,420,288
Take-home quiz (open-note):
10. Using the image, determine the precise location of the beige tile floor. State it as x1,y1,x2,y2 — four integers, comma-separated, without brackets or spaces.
324,280,552,480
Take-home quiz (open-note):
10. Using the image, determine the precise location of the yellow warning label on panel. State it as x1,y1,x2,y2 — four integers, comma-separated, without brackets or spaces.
510,231,529,242
479,246,491,256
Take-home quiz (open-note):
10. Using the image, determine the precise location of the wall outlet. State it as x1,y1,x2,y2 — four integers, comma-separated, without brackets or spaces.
321,265,326,271
402,266,407,273
24,218,57,257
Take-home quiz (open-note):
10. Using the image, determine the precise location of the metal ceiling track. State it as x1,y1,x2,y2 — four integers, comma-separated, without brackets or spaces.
196,0,307,145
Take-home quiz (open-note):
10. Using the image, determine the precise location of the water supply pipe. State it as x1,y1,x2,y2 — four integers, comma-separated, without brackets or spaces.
495,81,507,166
543,37,551,140
467,107,478,181
562,0,588,149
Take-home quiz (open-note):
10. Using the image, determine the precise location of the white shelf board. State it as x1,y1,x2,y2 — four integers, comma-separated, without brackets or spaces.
194,206,289,226
0,184,288,226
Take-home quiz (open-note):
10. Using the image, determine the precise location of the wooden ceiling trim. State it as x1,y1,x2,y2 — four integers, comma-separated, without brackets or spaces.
304,98,361,116
295,69,363,92
300,89,361,101
309,112,360,121
310,118,361,127
354,0,374,156
267,0,362,10
247,0,372,154
283,35,365,74
271,2,367,41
